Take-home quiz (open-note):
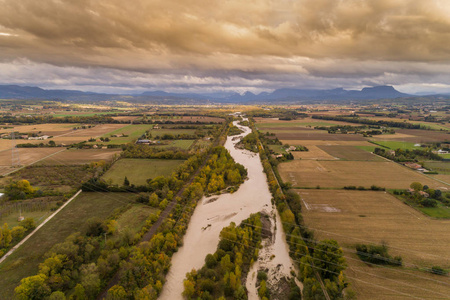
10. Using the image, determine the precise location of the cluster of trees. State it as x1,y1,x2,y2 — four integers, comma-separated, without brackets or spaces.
312,115,428,130
16,140,59,148
228,124,244,136
343,185,385,191
4,180,39,200
393,182,449,208
374,147,442,162
355,243,402,266
0,219,36,258
14,209,160,300
248,117,350,299
314,124,395,136
103,146,247,299
183,214,263,299
237,133,259,152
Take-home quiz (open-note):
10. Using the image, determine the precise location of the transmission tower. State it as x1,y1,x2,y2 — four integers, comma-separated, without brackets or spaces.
11,131,20,167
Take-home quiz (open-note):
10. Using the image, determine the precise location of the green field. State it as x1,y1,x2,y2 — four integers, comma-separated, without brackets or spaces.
0,210,53,228
91,125,198,145
52,111,121,117
102,159,185,185
369,140,421,150
154,139,194,150
268,144,286,154
116,205,160,235
0,192,136,299
423,161,450,174
356,145,377,152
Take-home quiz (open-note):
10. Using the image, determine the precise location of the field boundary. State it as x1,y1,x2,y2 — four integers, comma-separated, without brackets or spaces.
0,189,82,265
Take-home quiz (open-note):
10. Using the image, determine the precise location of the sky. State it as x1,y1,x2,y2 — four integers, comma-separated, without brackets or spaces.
0,0,450,95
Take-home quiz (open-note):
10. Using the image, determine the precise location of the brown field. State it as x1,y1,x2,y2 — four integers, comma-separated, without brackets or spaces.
179,116,224,123
299,189,450,299
292,145,338,160
276,131,366,141
430,174,450,185
37,149,122,165
279,160,445,189
111,116,140,122
0,148,65,175
50,124,128,144
382,129,450,143
0,123,77,137
317,145,384,161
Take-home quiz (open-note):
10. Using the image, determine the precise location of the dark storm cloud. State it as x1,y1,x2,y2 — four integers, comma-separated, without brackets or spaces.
0,0,450,93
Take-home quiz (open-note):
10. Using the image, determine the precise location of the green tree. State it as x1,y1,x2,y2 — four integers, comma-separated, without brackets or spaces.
313,239,346,281
410,182,423,191
123,176,130,186
106,285,127,300
0,223,12,248
11,225,26,240
49,291,66,300
15,274,51,300
21,217,36,230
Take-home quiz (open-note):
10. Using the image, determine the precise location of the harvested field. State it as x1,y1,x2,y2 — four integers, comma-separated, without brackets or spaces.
298,189,450,299
279,160,444,189
0,192,136,299
391,129,450,143
154,139,194,150
292,145,337,160
50,124,128,144
102,158,185,186
1,123,77,137
430,174,450,184
276,131,366,141
0,147,64,175
37,149,121,165
318,145,384,161
111,116,140,122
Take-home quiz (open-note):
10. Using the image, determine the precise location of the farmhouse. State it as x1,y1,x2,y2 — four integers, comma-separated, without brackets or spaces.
136,139,153,145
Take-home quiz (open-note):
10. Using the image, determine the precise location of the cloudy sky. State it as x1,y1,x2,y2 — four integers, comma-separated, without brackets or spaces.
1,0,450,94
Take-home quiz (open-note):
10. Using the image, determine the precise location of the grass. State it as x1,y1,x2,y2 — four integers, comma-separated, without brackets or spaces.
102,159,185,186
268,144,286,154
369,140,421,150
116,205,160,235
423,161,450,174
356,145,377,152
0,192,136,299
414,202,450,219
154,139,194,150
0,210,53,228
256,121,339,128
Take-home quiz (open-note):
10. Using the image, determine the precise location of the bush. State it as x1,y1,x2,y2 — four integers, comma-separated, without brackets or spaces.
430,266,448,276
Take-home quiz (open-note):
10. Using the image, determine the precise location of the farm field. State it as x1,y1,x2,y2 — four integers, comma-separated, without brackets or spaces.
318,145,384,161
298,189,450,299
49,124,128,145
387,129,450,143
116,205,160,235
278,160,444,189
0,209,53,228
0,147,65,175
102,158,185,186
0,192,136,299
275,130,366,141
154,139,194,150
1,123,78,137
37,148,122,165
423,161,450,174
368,140,421,150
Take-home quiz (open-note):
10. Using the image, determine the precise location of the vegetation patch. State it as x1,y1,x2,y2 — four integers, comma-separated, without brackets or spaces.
102,159,185,186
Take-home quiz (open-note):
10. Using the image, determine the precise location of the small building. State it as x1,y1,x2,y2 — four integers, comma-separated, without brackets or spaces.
136,139,152,144
288,146,296,152
387,150,396,156
153,124,159,129
404,162,421,170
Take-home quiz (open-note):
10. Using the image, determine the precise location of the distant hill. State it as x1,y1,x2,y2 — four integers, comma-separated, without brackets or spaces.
0,84,415,103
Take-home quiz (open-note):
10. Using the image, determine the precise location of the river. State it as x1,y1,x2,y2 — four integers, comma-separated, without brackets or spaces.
159,119,295,299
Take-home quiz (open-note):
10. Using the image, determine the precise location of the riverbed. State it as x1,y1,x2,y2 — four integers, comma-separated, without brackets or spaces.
159,120,295,299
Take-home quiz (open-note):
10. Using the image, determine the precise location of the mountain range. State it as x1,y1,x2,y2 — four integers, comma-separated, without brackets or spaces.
0,84,440,103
